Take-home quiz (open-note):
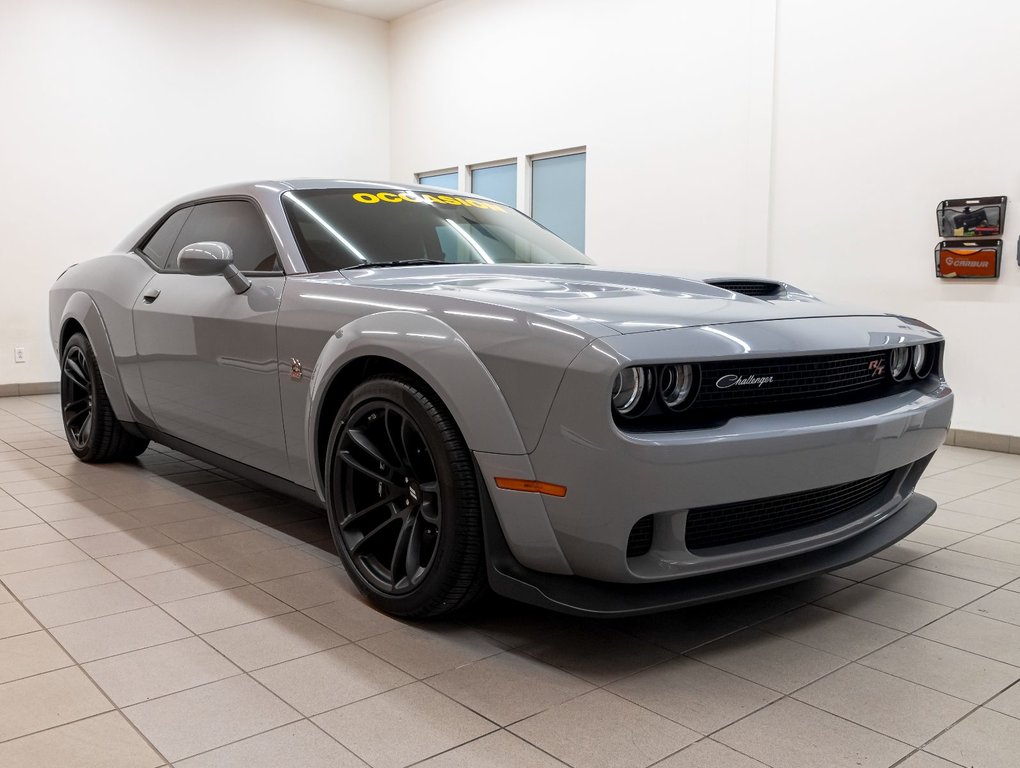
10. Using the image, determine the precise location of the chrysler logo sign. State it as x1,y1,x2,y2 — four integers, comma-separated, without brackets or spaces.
715,374,775,389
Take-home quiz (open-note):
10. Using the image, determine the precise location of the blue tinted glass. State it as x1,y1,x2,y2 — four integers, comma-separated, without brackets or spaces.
418,171,459,190
471,163,517,206
531,153,585,251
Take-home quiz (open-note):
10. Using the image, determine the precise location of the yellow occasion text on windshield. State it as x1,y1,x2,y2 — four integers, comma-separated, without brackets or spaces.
352,191,507,212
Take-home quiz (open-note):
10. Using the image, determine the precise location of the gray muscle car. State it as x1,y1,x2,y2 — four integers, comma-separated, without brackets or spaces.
48,180,953,617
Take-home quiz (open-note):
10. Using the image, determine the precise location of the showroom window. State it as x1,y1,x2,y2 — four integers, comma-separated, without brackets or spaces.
169,200,280,273
531,151,586,251
417,169,459,190
415,148,586,252
470,161,517,206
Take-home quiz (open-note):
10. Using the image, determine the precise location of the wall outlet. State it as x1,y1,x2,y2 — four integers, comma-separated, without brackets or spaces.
14,347,25,363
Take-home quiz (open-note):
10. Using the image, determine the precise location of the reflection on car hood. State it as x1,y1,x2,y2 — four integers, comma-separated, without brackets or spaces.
340,264,886,335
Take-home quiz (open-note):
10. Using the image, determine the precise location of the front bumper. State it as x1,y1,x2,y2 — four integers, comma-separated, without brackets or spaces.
483,490,936,617
475,316,953,586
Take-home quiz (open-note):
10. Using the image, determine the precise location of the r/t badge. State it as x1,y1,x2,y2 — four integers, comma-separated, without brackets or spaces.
290,358,303,381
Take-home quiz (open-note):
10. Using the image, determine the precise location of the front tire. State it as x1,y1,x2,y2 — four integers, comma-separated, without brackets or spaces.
60,331,149,462
325,376,486,618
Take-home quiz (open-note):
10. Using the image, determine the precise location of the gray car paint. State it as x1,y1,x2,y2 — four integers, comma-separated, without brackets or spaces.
132,273,287,475
49,179,953,595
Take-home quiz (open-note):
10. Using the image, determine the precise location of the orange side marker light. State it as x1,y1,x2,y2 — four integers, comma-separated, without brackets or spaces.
494,477,568,498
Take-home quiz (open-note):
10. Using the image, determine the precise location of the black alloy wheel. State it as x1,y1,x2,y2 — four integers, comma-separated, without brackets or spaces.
337,401,442,593
59,332,149,462
61,343,94,452
326,376,485,617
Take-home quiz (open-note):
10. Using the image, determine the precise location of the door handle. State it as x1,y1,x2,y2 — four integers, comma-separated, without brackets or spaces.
142,288,161,303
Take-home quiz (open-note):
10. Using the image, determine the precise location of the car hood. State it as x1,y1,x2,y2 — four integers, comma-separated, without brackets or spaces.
340,264,886,335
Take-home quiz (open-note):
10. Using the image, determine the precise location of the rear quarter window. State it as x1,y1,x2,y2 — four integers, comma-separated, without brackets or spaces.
139,207,192,269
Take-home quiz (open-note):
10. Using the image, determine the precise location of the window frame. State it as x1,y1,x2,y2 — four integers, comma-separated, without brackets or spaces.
132,195,285,276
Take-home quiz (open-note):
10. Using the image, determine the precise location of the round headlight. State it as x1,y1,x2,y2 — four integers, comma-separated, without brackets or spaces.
612,367,651,416
912,343,934,378
890,347,910,380
660,364,695,409
912,344,926,376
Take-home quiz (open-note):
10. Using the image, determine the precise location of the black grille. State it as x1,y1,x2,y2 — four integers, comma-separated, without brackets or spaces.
709,280,783,298
696,350,892,411
627,515,654,557
685,470,895,551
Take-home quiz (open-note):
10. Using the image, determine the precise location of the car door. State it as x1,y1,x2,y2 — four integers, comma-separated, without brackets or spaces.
132,199,289,476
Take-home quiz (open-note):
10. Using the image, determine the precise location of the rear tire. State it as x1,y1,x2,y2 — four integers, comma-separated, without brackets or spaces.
60,331,149,462
325,375,486,618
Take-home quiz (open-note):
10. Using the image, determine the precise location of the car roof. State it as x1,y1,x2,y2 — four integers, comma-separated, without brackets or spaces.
184,178,484,198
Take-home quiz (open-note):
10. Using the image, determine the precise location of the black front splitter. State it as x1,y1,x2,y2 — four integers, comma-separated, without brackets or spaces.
483,494,936,618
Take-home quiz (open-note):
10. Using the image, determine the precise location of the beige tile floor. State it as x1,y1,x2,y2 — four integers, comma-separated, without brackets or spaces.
0,393,1018,768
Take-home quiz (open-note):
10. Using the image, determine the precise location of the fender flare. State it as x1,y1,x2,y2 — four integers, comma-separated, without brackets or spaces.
305,311,528,498
59,292,132,421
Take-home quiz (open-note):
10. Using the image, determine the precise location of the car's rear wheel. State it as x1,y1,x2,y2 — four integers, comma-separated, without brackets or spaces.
325,376,486,618
60,331,149,462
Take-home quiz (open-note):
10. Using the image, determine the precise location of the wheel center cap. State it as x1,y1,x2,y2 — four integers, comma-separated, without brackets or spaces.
408,483,419,503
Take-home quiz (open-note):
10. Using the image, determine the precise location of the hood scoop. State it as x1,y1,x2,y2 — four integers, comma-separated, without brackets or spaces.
705,279,785,299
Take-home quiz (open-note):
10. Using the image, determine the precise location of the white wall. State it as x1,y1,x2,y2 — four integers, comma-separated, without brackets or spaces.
768,0,1020,435
389,0,777,274
0,0,390,385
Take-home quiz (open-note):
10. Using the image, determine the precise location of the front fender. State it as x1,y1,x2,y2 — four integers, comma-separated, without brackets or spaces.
305,311,528,498
57,291,132,422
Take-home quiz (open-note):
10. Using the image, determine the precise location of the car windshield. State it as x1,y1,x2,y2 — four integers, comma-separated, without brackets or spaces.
282,188,593,272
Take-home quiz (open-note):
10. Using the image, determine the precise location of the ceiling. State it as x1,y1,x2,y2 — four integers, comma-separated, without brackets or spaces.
301,0,441,21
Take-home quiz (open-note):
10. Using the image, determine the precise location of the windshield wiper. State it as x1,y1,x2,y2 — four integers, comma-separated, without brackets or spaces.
344,259,451,270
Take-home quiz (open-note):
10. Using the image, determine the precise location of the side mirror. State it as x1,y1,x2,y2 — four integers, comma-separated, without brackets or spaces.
176,242,251,294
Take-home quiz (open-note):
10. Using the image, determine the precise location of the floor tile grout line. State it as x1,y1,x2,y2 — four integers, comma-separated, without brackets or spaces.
0,546,107,581
413,727,573,768
162,717,346,767
649,736,771,768
909,545,1020,581
890,748,968,768
0,579,173,764
886,673,1020,768
0,651,79,689
203,654,450,766
452,600,817,765
13,561,184,634
820,521,1015,600
873,537,1019,604
802,547,1020,676
854,634,1020,690
755,588,1020,741
646,573,1020,759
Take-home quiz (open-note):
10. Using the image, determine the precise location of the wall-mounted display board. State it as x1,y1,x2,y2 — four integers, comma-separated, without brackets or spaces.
936,196,1007,238
935,240,1001,279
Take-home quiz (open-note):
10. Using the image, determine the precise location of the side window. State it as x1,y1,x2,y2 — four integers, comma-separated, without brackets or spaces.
139,207,192,269
170,200,281,273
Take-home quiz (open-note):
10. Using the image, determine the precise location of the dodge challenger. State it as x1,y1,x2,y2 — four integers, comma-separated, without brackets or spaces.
48,180,953,617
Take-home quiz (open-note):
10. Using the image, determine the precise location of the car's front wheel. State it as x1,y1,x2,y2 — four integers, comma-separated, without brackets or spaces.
60,331,149,462
325,376,486,618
